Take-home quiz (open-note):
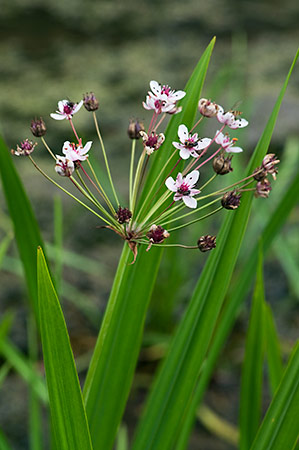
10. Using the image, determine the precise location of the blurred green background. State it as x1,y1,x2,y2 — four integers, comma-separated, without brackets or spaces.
0,0,299,448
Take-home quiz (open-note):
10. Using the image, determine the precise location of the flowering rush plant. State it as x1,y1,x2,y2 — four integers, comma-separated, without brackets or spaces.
13,81,279,262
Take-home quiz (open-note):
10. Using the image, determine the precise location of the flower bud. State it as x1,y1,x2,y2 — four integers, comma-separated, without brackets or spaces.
11,139,37,156
197,235,216,252
147,225,170,244
262,153,280,180
30,117,46,137
221,191,241,210
253,165,267,181
198,98,219,118
116,206,132,224
127,119,145,139
212,154,233,175
83,92,99,111
255,179,272,198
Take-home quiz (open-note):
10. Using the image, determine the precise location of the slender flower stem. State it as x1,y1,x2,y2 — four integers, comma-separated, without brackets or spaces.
153,113,167,132
69,119,81,143
194,146,222,171
160,197,222,226
134,151,177,222
41,137,56,160
93,112,119,205
138,190,171,229
137,240,198,249
167,206,223,232
148,112,158,134
129,139,136,209
189,116,203,133
131,149,146,214
86,159,116,215
75,169,120,227
28,156,114,226
199,173,217,191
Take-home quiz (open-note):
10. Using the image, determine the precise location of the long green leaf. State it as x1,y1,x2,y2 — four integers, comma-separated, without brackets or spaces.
37,247,93,450
132,50,299,450
83,38,216,450
175,171,299,450
240,247,265,450
0,136,45,319
264,303,284,395
0,429,12,450
251,341,299,450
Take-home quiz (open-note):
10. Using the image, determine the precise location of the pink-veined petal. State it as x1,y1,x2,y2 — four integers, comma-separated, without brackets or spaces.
165,176,177,192
174,193,182,201
172,141,184,150
185,170,199,186
170,90,186,101
58,100,67,112
189,188,201,196
190,150,200,158
183,196,197,208
177,124,189,143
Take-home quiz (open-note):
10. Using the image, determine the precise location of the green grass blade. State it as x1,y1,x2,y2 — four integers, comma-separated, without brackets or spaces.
0,136,45,319
37,247,93,450
175,157,299,450
53,195,63,295
251,341,299,450
264,303,284,395
133,50,299,450
0,429,12,450
240,247,265,450
83,39,216,450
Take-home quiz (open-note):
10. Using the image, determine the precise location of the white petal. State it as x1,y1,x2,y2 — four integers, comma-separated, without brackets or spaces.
176,172,183,187
190,150,199,158
172,141,183,150
190,188,201,196
50,113,65,120
185,170,199,186
174,193,182,201
73,100,83,114
177,124,189,143
183,196,197,208
150,80,161,96
230,118,248,129
196,137,212,150
170,90,186,101
142,100,152,111
81,141,92,154
179,148,191,160
62,141,71,155
226,146,243,153
58,100,67,112
165,176,177,192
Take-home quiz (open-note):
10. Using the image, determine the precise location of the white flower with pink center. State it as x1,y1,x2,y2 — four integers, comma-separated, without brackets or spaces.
216,106,248,129
143,80,186,114
62,140,92,162
173,124,212,159
165,170,200,209
215,131,243,153
55,155,74,177
50,99,83,120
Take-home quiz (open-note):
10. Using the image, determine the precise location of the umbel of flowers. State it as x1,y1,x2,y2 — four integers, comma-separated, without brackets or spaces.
12,82,280,262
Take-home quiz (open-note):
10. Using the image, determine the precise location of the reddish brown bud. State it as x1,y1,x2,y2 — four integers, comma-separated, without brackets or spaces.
83,92,99,111
127,119,145,139
255,179,272,198
147,225,169,244
212,153,233,175
197,235,216,252
30,117,46,137
116,206,132,224
221,191,241,210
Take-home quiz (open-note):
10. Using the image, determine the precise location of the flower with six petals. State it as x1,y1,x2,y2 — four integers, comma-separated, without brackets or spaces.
217,106,248,129
215,131,243,153
165,170,200,208
173,124,212,159
50,99,83,121
62,140,92,162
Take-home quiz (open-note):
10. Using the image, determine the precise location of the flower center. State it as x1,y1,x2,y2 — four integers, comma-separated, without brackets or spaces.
178,182,190,195
161,85,170,96
21,140,33,150
146,135,158,147
184,138,196,148
63,103,74,115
